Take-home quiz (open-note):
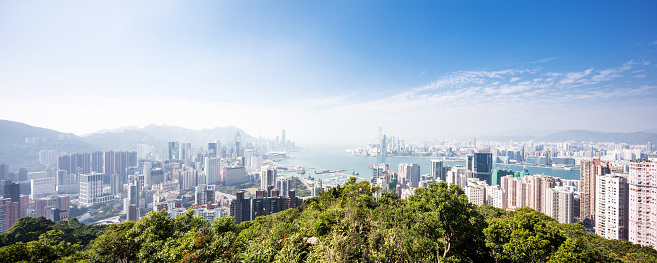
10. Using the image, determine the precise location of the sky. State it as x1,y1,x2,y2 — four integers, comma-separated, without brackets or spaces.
1,1,656,144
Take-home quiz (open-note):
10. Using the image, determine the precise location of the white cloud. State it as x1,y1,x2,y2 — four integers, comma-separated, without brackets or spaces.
559,68,593,84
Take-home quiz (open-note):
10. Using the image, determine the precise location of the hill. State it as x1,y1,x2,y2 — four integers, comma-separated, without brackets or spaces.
0,120,98,171
1,180,655,262
0,120,255,173
482,130,657,144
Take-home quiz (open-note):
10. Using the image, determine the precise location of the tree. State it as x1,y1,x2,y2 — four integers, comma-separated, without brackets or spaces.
407,181,489,262
484,207,566,263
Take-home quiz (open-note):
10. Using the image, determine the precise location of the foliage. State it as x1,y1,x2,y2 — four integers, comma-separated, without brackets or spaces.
1,179,657,262
0,217,106,247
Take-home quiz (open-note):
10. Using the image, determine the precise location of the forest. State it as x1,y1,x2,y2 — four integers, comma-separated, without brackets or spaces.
1,179,656,262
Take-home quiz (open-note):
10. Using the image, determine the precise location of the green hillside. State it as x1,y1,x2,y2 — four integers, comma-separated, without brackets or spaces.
1,180,655,262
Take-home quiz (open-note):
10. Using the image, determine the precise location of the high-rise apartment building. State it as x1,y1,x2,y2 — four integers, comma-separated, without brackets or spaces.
545,187,576,224
261,166,277,195
628,160,657,249
596,173,629,240
91,151,104,173
465,178,487,206
580,159,612,228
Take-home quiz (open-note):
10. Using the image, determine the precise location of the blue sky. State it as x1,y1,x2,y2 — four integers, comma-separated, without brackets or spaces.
1,1,656,143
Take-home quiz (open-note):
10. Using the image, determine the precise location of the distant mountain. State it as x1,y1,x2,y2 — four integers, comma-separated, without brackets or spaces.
482,130,657,144
0,120,98,172
0,120,255,173
642,128,657,134
82,124,254,150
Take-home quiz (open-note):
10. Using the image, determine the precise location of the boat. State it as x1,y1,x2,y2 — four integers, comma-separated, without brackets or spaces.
352,169,359,175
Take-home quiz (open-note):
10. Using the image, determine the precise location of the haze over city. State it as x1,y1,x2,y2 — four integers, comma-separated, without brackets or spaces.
1,1,656,143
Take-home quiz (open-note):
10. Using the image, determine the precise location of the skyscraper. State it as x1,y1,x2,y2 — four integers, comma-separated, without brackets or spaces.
168,142,180,160
628,160,657,249
204,157,221,185
281,129,286,150
466,152,493,184
261,165,277,195
596,173,629,240
431,159,444,181
234,132,242,158
0,164,8,181
580,159,612,228
80,173,104,207
91,151,104,173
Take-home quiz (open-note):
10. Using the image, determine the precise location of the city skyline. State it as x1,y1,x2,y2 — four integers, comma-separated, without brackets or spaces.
1,1,656,144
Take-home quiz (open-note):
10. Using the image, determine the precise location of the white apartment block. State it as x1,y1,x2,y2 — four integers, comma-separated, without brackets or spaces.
628,160,657,249
596,173,629,240
465,178,486,206
486,185,506,209
545,187,576,224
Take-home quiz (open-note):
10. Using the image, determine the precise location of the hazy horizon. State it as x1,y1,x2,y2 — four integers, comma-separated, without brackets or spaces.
2,1,656,144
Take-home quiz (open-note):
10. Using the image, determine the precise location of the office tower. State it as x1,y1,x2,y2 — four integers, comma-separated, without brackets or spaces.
208,142,218,157
545,187,575,224
381,135,387,156
244,149,253,169
647,142,653,152
179,143,192,166
628,160,657,249
204,157,221,185
261,166,277,195
580,159,612,228
79,173,104,207
431,160,444,181
57,155,71,174
466,152,493,185
281,129,286,149
168,142,180,160
0,164,8,181
222,166,247,186
31,177,57,199
234,132,242,158
277,177,290,197
91,151,104,173
17,168,27,182
596,174,629,240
